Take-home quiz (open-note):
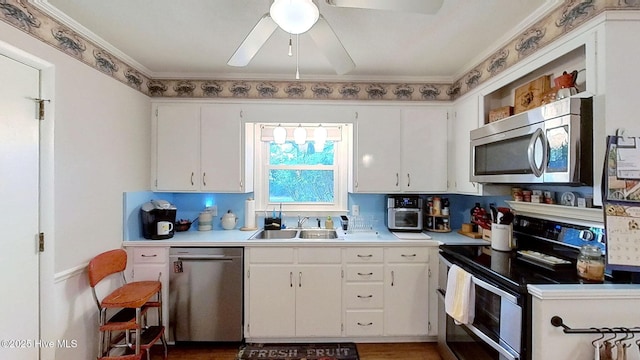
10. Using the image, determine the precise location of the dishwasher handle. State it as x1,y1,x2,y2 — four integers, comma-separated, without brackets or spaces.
170,254,236,261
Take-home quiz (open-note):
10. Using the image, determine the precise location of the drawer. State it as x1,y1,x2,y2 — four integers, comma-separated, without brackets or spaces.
345,265,383,282
345,311,383,336
385,247,429,263
298,247,342,264
249,247,294,263
132,247,168,264
345,284,383,309
345,248,383,263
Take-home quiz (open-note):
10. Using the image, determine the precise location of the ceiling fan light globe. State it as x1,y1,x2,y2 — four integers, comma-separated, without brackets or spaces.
270,0,319,35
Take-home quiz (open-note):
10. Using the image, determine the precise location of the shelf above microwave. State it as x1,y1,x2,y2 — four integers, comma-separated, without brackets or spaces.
505,201,603,226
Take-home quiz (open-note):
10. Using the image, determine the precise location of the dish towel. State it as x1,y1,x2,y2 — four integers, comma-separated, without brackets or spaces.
444,264,475,325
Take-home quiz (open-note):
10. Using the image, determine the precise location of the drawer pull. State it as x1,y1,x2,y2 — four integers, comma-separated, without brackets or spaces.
141,254,158,257
357,322,373,326
357,272,374,276
401,254,417,258
357,294,373,299
357,254,373,258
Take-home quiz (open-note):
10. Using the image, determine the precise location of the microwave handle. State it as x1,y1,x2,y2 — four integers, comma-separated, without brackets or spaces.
527,128,547,177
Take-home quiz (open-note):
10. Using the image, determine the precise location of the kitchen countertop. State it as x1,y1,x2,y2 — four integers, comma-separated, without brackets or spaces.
123,227,490,247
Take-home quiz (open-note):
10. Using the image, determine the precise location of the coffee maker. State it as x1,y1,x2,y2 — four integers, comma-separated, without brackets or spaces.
141,200,177,239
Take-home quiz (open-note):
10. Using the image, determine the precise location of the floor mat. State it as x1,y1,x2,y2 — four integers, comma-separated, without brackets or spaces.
237,343,359,360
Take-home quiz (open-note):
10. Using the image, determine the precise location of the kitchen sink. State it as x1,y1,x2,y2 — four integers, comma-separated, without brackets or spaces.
250,229,298,239
298,229,338,239
249,228,342,240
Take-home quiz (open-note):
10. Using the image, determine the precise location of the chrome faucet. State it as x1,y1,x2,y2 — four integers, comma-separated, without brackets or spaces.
297,215,309,228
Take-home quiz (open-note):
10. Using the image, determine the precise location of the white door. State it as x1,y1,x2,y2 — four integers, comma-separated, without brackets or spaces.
200,105,243,192
0,54,40,359
354,107,401,192
248,265,296,337
155,104,200,191
401,107,449,192
385,263,429,336
295,265,343,337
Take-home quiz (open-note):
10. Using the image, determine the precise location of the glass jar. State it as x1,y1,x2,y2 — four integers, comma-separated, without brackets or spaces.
576,245,605,282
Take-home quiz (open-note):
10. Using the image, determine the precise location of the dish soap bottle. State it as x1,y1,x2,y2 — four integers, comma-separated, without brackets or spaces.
325,216,334,229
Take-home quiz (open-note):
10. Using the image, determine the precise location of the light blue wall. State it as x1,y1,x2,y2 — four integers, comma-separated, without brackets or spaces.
124,185,594,239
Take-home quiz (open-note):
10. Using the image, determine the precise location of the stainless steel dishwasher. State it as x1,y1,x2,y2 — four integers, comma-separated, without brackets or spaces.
169,247,243,342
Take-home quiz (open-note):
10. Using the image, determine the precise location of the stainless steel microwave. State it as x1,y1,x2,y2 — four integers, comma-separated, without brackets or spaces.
470,97,593,184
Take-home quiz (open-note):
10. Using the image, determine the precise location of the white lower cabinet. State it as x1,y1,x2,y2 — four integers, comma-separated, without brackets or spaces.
245,245,435,341
128,247,170,328
384,264,429,336
246,247,342,339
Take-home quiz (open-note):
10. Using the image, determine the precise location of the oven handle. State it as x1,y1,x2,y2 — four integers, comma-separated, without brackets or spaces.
439,254,518,303
437,290,520,360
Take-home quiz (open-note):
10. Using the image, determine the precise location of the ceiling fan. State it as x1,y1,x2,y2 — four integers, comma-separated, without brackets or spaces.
227,0,444,76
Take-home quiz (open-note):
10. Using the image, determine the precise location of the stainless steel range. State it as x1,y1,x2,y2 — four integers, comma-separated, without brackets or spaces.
436,214,628,360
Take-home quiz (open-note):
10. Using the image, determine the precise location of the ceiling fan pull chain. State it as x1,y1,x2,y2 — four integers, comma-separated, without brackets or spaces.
295,33,300,80
288,35,293,57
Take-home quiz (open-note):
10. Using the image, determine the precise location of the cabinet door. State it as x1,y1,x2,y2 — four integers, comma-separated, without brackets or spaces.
354,107,401,192
295,265,343,337
155,104,200,191
384,263,429,336
248,265,296,337
401,107,448,192
200,105,247,192
452,95,482,194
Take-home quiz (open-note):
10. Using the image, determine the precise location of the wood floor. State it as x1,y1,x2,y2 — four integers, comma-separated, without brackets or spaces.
148,342,442,359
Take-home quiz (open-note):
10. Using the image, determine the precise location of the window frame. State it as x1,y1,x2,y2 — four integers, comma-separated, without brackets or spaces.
254,123,350,214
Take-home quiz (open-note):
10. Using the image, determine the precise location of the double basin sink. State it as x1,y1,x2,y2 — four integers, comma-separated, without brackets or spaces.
249,228,342,240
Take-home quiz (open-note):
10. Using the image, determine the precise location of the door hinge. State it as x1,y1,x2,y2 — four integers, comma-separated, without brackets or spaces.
38,232,45,252
428,321,432,331
428,268,432,278
35,98,50,121
341,269,344,278
247,269,250,279
155,108,158,117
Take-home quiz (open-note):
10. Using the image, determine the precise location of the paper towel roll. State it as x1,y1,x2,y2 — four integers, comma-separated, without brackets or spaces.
244,198,256,229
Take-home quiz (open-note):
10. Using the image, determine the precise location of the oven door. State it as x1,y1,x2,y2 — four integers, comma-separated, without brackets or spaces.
438,255,522,360
470,121,547,184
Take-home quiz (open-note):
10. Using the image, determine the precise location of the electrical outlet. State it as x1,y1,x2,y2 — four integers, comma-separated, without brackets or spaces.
352,205,360,216
206,205,218,216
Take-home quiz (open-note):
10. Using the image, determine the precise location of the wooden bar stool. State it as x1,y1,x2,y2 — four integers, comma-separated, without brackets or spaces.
88,249,167,360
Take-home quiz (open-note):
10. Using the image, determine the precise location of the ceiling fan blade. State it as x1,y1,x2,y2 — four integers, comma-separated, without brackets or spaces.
324,0,444,14
308,15,355,75
227,13,278,67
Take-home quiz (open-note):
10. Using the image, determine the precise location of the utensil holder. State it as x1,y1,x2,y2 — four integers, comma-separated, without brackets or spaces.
490,223,514,252
264,217,281,230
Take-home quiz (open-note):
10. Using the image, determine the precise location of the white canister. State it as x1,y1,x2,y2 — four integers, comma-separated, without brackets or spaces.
490,223,514,252
198,210,213,231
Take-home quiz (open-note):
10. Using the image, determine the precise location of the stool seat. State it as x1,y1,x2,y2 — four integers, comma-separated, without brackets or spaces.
102,281,161,309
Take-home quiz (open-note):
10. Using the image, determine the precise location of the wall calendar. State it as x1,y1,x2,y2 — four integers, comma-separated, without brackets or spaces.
604,134,640,271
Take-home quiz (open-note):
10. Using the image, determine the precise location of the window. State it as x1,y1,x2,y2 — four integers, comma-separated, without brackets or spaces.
255,124,350,213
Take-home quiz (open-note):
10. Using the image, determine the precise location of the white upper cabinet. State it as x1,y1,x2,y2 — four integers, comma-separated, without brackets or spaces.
201,105,253,192
155,104,201,191
353,107,402,193
153,103,252,192
401,107,448,192
352,106,448,193
450,95,482,195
